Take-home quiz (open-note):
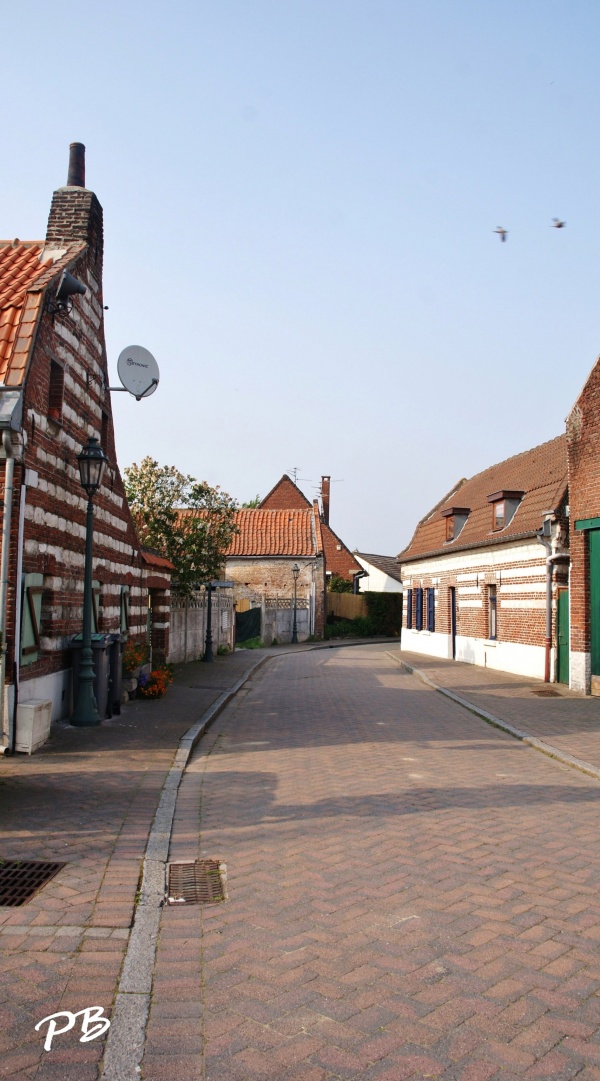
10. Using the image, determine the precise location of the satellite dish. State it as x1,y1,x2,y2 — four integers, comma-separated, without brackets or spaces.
116,346,160,400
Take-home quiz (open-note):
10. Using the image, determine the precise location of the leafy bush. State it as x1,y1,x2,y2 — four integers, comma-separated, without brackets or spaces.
328,574,353,593
364,593,402,636
216,644,230,655
122,639,149,674
138,665,174,699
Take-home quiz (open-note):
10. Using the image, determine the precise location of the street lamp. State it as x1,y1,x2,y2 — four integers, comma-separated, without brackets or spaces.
203,581,214,663
291,562,300,644
71,436,108,726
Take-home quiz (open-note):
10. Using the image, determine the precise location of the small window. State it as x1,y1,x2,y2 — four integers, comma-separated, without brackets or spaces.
21,573,44,666
446,517,455,542
92,580,101,632
406,588,413,629
427,588,435,632
488,585,497,639
120,586,129,634
101,411,109,452
415,587,423,631
48,360,64,423
493,502,505,530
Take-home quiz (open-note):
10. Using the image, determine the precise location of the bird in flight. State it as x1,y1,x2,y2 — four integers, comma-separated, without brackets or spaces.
552,218,566,228
494,227,508,242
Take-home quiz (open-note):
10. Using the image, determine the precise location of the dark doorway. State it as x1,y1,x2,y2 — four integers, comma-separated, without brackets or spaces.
450,587,457,659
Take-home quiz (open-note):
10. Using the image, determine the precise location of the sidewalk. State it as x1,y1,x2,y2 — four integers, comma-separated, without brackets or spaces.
0,648,274,1079
392,647,600,775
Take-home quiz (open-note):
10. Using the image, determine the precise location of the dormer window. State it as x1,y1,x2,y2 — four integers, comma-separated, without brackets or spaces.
487,490,524,532
441,507,470,542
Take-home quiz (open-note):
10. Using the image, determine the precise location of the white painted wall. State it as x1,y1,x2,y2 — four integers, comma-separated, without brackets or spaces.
402,629,548,679
355,556,402,592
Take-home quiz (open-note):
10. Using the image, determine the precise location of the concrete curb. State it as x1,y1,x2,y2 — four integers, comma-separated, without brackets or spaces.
386,651,600,783
100,653,270,1080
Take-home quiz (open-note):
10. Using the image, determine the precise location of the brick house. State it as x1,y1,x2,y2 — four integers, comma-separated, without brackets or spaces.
566,354,600,694
225,505,326,640
260,474,362,587
0,144,171,746
353,552,403,593
398,436,568,681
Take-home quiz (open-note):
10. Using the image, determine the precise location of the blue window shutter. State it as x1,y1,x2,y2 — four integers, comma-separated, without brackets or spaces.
416,588,423,631
406,589,413,629
427,588,435,632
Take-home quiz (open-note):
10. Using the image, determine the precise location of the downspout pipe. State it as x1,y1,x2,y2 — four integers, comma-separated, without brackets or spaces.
537,528,569,682
0,432,15,751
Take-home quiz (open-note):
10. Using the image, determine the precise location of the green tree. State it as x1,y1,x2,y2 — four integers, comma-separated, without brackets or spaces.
124,457,239,596
241,494,261,508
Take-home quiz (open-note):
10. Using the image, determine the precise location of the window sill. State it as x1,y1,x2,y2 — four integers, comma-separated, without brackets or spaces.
484,639,497,646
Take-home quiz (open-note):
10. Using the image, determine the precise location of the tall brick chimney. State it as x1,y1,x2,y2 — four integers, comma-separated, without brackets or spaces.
321,475,331,525
45,143,103,268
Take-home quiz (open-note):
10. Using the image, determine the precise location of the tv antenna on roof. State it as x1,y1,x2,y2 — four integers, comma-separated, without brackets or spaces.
288,467,311,485
108,345,160,401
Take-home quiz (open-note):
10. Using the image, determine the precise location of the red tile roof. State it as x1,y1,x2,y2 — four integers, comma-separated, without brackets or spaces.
227,508,321,557
0,239,85,385
399,435,568,563
141,548,174,570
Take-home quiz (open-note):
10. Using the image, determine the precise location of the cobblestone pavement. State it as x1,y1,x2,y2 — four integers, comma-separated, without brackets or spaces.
146,644,600,1081
397,649,600,771
0,650,263,1079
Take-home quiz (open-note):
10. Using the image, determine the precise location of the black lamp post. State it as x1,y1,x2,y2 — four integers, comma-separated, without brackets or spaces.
71,437,108,726
291,562,300,644
203,582,214,663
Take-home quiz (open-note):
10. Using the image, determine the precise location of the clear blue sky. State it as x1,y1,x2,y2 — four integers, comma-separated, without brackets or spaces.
2,1,599,553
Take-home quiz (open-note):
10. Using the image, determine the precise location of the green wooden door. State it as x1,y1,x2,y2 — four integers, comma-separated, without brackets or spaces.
590,530,600,677
557,588,569,684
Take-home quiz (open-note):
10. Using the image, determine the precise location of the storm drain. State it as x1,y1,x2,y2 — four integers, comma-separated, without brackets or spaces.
167,860,226,905
531,688,562,697
0,860,66,906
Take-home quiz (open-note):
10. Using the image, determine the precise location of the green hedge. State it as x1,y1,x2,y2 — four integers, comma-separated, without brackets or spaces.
364,592,402,636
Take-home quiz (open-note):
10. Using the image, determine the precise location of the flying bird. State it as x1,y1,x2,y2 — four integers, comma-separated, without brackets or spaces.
494,227,508,242
552,218,566,228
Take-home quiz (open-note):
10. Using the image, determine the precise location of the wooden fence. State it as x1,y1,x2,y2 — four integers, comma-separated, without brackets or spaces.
326,592,368,621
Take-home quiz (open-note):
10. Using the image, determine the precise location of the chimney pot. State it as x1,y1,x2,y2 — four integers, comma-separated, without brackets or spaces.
67,142,86,187
321,475,331,525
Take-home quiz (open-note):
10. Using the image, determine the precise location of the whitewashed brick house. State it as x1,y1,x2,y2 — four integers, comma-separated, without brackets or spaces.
398,436,569,682
0,144,171,743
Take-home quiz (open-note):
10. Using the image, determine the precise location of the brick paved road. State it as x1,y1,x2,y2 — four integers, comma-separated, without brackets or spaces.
147,644,600,1081
0,651,261,1080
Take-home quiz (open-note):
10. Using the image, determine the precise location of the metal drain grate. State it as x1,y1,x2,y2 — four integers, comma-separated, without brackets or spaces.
0,860,66,906
167,860,226,905
531,688,561,697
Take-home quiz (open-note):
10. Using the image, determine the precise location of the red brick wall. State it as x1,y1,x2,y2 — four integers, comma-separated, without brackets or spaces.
1,180,170,695
567,356,600,657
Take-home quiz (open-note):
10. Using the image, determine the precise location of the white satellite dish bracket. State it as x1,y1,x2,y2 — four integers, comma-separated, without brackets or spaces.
108,346,160,401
